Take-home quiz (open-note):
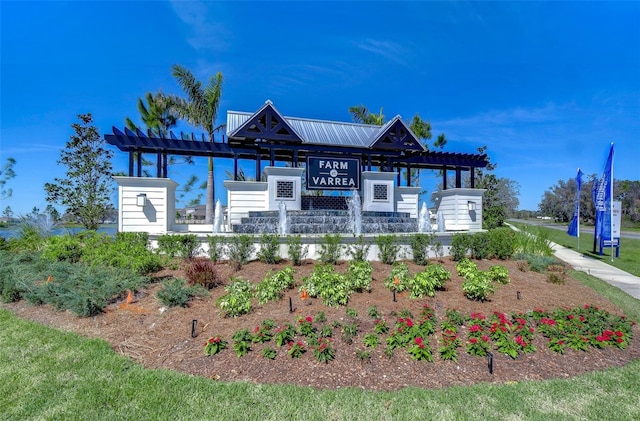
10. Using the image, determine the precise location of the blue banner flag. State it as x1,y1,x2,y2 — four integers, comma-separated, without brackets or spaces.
593,144,614,241
567,168,583,237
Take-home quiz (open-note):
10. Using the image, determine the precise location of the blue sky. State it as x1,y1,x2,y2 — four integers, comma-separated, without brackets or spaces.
1,1,639,216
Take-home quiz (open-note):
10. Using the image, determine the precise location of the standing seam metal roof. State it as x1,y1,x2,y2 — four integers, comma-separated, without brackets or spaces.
227,110,380,147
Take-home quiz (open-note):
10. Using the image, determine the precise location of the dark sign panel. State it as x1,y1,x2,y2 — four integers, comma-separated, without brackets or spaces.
306,156,360,190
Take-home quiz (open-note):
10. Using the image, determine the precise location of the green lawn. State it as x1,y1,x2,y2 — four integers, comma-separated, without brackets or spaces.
509,221,640,277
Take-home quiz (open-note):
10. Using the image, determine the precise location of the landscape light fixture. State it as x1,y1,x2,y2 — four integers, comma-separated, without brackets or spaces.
136,193,147,207
289,297,294,313
487,352,494,374
517,291,521,300
191,319,198,338
467,201,476,211
392,289,397,302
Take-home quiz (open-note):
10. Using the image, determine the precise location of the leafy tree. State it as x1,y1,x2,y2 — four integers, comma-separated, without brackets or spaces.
3,206,13,220
44,113,114,230
450,146,520,229
0,157,16,199
171,65,224,224
540,177,639,224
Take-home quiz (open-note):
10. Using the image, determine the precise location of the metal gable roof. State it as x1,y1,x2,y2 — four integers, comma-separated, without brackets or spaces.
227,102,380,147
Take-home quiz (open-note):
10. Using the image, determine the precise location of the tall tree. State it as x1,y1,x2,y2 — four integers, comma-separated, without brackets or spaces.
125,91,193,177
44,113,114,230
471,146,519,229
349,105,447,185
125,90,178,137
0,157,16,200
349,105,385,125
170,65,224,224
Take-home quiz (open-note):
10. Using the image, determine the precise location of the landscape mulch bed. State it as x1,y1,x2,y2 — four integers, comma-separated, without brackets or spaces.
3,258,639,391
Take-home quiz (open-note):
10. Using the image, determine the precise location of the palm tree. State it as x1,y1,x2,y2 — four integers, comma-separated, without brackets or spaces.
170,65,224,225
349,105,449,185
125,91,178,137
348,105,385,125
125,91,181,176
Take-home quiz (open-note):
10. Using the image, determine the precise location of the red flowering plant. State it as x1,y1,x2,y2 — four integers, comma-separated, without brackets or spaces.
374,318,389,334
313,337,335,363
438,322,460,362
287,341,306,358
466,313,491,357
297,316,316,338
251,319,274,344
488,312,519,358
386,317,421,350
274,323,296,347
512,313,536,353
203,336,228,356
533,305,635,353
407,337,433,361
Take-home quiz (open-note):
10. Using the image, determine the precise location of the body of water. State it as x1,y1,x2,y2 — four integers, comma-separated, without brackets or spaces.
0,225,117,239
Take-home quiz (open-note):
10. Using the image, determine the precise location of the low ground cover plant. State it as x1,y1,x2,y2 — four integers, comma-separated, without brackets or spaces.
156,278,207,308
1,251,150,316
201,304,635,365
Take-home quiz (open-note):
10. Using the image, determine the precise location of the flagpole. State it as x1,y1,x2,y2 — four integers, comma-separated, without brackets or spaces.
610,143,614,262
577,167,580,251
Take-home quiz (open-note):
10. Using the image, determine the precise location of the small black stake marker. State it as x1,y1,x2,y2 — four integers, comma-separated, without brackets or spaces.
487,352,494,374
392,289,397,302
517,291,521,300
289,297,294,313
191,320,198,338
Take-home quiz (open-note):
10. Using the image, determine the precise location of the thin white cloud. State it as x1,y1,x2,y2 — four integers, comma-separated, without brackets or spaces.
353,39,413,68
169,0,230,52
2,144,61,154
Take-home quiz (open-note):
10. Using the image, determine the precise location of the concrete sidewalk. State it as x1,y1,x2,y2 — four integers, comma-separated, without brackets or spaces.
551,243,640,300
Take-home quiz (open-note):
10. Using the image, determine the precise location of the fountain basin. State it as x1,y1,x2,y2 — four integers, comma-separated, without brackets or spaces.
232,210,417,234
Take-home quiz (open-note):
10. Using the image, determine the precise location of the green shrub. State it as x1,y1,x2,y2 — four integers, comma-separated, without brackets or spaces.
156,278,207,307
347,235,371,262
81,232,161,275
319,234,343,264
409,264,451,298
376,234,399,265
301,264,349,306
217,277,254,317
257,233,280,264
182,258,221,289
255,266,296,304
488,228,516,259
41,234,83,263
455,258,478,278
410,233,432,265
157,234,182,258
207,235,225,262
177,234,200,258
383,262,411,292
469,232,491,259
286,235,307,266
346,260,372,292
450,233,471,261
227,235,255,270
488,265,510,284
462,270,495,301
